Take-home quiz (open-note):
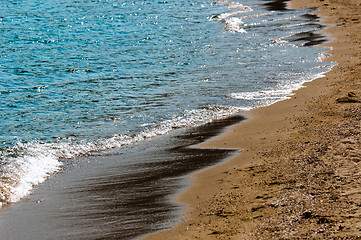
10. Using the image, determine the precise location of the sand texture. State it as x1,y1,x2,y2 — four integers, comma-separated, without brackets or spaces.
143,0,361,239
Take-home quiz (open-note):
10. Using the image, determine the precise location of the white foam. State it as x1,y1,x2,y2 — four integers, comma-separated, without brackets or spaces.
316,52,331,62
224,17,247,33
0,105,248,206
241,11,274,20
280,22,309,28
217,0,251,10
226,87,296,109
211,0,253,34
227,88,295,101
262,16,297,23
0,143,62,206
226,67,335,110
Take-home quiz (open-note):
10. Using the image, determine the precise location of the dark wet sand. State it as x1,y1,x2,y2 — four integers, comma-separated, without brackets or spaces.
0,1,346,239
143,0,361,239
0,116,243,240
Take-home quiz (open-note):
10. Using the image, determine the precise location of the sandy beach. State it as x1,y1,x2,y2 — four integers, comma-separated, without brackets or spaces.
143,0,361,239
0,0,359,239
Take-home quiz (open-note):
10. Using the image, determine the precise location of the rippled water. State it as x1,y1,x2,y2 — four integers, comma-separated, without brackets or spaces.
0,0,334,205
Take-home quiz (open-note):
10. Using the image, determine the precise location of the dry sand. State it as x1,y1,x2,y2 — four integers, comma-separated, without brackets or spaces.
143,0,361,239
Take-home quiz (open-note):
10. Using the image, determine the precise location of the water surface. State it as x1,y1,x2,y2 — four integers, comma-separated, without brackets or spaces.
0,0,334,222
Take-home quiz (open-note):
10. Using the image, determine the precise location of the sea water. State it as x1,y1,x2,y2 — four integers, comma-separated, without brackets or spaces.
0,0,334,206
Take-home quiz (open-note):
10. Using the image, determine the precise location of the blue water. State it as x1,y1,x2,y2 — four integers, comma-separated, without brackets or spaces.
0,0,334,205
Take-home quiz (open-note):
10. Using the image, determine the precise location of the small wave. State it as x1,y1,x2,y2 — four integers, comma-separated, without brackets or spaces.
224,17,247,33
211,0,253,34
226,67,335,109
280,22,309,28
316,52,331,62
0,143,62,207
226,88,296,109
216,0,252,10
242,11,274,20
226,89,294,101
262,16,297,23
0,105,246,207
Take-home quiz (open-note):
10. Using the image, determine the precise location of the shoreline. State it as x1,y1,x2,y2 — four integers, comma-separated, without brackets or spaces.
0,116,245,240
143,0,361,239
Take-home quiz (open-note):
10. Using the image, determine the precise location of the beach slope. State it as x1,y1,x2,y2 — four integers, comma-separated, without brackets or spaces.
143,0,361,238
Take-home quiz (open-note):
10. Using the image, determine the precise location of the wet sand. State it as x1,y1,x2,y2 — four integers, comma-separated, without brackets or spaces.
0,116,243,240
1,0,359,239
143,0,361,239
